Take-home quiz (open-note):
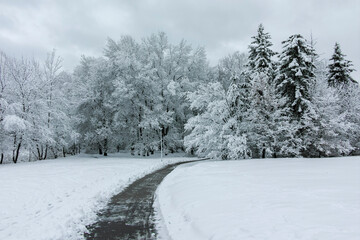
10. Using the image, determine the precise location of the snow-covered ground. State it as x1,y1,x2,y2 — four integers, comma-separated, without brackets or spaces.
0,153,196,240
155,157,360,240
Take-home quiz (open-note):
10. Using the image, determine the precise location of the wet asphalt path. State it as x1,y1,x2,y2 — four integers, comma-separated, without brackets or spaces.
84,159,205,240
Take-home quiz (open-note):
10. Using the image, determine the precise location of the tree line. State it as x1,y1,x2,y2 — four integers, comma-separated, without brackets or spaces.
186,25,359,159
0,25,359,163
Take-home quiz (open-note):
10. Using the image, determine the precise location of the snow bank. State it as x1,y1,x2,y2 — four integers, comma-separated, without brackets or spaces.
0,153,196,240
156,157,360,240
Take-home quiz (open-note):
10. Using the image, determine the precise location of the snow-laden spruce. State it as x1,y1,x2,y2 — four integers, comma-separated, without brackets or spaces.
327,42,356,88
247,23,276,76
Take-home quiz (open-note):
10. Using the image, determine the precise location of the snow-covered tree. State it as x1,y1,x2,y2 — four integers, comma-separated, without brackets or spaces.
185,82,230,158
75,57,115,156
247,24,276,77
276,34,316,119
247,72,300,158
217,52,248,91
5,57,40,163
102,33,209,156
307,72,353,157
0,51,8,163
327,42,356,88
185,52,252,160
337,85,360,154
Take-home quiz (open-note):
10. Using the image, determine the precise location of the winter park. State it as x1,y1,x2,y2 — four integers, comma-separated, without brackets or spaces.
0,1,360,240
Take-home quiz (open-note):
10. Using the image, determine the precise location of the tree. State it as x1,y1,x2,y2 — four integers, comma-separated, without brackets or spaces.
184,82,246,159
308,71,353,157
247,24,276,77
185,53,251,160
97,33,209,156
217,52,248,92
5,56,42,163
276,34,316,119
247,72,300,158
0,51,8,163
75,57,115,156
327,42,356,88
326,43,359,155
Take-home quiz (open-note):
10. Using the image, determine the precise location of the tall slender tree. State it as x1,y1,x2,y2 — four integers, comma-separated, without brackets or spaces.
276,34,316,119
247,24,276,77
327,42,356,87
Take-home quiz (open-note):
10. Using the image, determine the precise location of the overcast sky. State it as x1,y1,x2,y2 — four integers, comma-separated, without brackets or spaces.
0,0,359,79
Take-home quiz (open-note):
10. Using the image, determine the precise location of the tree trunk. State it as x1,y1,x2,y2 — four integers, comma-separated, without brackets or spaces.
98,147,102,155
51,147,58,159
63,147,66,157
37,146,43,160
262,148,266,158
103,138,108,156
13,142,21,164
44,146,48,160
0,153,3,164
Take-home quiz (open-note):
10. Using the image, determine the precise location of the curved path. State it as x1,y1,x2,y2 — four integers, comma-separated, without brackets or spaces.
84,159,204,240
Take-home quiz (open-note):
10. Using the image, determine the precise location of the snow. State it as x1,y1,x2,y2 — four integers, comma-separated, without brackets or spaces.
0,153,197,240
288,58,299,68
295,68,303,76
155,157,360,240
2,114,28,131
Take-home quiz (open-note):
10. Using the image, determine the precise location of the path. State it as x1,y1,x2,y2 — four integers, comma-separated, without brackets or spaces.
84,159,203,240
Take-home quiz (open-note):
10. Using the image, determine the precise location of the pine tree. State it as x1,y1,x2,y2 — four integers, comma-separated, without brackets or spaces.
276,34,316,120
248,24,276,77
327,42,356,87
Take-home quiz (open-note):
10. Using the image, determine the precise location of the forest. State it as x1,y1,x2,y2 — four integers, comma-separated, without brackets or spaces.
0,24,359,163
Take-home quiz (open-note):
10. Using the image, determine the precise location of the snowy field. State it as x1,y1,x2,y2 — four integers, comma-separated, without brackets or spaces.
155,157,360,240
0,153,196,240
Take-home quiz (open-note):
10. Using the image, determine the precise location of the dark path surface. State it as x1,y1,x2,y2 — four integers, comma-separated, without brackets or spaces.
84,159,203,240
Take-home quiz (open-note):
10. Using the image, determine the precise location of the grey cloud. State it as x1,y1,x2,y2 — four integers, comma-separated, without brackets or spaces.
0,0,359,79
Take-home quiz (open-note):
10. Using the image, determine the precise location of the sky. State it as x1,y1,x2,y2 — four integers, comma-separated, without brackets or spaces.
0,0,359,79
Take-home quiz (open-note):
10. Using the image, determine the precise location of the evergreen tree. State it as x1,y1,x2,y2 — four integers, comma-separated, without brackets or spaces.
327,42,356,87
276,34,316,120
247,72,300,158
248,24,276,77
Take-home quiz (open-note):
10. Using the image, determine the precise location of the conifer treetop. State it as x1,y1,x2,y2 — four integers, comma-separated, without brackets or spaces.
248,24,276,75
276,34,316,119
328,42,356,87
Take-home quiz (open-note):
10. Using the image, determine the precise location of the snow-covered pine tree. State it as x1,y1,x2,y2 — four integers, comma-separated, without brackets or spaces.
275,34,318,156
247,24,276,77
276,34,316,120
327,42,356,88
245,24,280,157
247,72,301,158
226,73,252,158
